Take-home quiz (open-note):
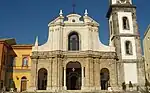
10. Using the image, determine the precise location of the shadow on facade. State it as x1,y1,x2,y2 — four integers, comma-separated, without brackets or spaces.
2,47,17,92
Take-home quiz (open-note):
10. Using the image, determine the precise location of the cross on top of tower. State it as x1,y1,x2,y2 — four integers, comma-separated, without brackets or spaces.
72,0,76,13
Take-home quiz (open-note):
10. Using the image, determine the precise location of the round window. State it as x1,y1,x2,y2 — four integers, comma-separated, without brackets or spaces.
72,19,75,22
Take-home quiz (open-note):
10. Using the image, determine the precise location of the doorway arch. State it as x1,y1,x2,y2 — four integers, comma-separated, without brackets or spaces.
66,62,81,90
21,76,27,92
100,68,110,90
38,68,47,90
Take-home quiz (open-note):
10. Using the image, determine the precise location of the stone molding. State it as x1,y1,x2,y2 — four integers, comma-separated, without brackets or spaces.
31,51,117,59
107,4,136,18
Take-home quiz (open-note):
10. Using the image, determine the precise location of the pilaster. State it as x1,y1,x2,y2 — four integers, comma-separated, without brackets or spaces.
58,56,63,89
137,59,145,86
117,61,125,86
109,59,118,89
51,57,58,90
47,58,52,90
84,57,90,89
29,59,37,90
89,57,94,89
94,58,101,90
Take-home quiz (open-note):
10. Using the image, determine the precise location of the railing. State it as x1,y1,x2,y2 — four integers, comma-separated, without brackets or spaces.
13,66,31,70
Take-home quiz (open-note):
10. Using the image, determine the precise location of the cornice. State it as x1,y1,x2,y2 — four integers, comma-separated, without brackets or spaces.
106,4,136,18
31,51,117,59
12,45,33,49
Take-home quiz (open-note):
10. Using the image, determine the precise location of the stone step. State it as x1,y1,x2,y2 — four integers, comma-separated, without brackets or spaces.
10,90,140,93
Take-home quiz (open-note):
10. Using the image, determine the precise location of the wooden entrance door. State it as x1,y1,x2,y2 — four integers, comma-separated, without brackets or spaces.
21,77,27,92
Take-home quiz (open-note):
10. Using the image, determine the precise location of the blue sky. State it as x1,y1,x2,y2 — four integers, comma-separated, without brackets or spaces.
0,0,150,46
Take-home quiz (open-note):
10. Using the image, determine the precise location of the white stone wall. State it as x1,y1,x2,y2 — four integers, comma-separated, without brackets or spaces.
120,37,137,59
32,14,115,52
124,63,138,84
117,10,138,85
111,0,117,5
117,11,137,59
118,12,134,34
111,0,132,5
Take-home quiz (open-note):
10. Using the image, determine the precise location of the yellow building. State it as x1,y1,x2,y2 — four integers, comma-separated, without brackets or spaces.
12,45,32,92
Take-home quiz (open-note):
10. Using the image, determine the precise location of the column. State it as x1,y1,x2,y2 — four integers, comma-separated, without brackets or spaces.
63,68,67,90
47,58,52,90
81,67,84,89
84,58,90,89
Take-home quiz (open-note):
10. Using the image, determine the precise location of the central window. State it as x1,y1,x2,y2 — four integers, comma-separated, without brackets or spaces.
68,32,79,51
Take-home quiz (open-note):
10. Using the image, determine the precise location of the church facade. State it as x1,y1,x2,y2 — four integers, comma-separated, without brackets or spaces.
29,0,145,92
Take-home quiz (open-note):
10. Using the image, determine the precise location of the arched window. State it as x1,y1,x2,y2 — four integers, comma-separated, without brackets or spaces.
122,17,130,30
125,41,133,55
22,57,28,67
68,32,79,51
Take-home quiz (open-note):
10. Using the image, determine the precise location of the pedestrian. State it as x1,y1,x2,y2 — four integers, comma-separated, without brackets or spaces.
129,81,133,91
122,82,126,91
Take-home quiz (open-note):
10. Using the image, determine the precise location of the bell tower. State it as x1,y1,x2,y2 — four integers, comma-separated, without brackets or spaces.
107,0,145,87
109,0,132,5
